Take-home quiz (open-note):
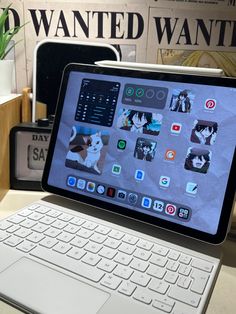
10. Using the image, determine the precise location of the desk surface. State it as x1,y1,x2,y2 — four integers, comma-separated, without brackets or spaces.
0,190,236,314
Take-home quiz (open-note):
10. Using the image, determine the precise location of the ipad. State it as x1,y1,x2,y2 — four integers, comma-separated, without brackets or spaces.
42,63,236,244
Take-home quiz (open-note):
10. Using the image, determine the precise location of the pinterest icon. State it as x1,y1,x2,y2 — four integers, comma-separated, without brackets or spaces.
204,99,216,111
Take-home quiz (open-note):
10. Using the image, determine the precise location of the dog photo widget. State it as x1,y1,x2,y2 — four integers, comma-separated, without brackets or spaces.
65,126,109,174
184,147,212,174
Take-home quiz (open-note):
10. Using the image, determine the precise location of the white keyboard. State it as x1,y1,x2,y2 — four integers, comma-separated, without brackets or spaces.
0,204,217,313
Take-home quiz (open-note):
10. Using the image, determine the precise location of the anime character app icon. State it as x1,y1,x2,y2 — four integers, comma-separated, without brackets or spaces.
184,147,212,174
65,125,109,175
117,108,163,136
191,120,218,145
169,89,194,113
134,138,157,162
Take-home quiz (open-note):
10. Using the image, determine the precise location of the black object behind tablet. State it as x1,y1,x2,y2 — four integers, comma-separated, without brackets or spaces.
33,40,119,120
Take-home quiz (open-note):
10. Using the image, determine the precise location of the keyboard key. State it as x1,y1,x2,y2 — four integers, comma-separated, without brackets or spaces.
149,278,169,294
14,227,32,238
30,246,104,282
152,244,169,256
168,250,180,261
84,242,102,254
77,228,93,239
7,215,25,224
53,242,72,254
130,271,151,287
113,265,133,279
0,221,12,230
27,232,45,243
83,221,97,230
95,225,110,235
63,224,80,234
165,271,179,284
100,274,122,290
190,269,209,294
28,204,41,210
133,248,151,261
58,213,73,222
5,225,20,234
114,252,132,266
150,254,167,267
82,252,101,266
51,220,68,230
40,237,58,249
57,232,74,243
147,264,166,279
40,216,56,225
34,205,49,214
47,210,61,218
71,236,88,248
130,258,149,272
152,294,175,309
166,260,179,272
44,227,62,238
152,300,172,313
32,223,49,233
192,258,213,273
133,288,152,305
179,254,192,265
4,235,23,247
71,217,85,226
67,247,86,260
104,238,121,249
177,276,192,289
0,230,10,241
90,233,107,244
109,230,124,240
136,239,153,251
118,281,136,296
168,286,201,308
16,240,36,253
28,212,44,221
178,264,191,276
99,247,117,260
118,243,136,255
122,234,138,245
97,259,117,273
20,219,37,229
18,209,32,217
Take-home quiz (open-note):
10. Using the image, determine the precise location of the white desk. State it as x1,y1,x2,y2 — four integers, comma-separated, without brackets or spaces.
0,190,236,314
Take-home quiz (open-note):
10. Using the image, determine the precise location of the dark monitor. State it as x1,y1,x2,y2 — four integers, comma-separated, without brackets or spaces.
32,39,119,121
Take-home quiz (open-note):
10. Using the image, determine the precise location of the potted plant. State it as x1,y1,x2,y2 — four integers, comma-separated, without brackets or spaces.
0,4,25,95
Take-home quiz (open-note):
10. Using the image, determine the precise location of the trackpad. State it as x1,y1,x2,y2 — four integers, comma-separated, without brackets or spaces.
0,257,110,314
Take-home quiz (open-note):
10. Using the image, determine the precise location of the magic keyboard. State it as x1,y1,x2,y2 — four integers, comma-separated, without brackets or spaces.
0,204,217,313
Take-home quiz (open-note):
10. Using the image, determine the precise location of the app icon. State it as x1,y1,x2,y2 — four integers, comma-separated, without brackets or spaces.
171,123,182,134
141,197,152,209
128,193,138,205
177,208,190,220
186,182,198,195
112,164,121,175
165,149,176,161
204,99,216,111
86,181,95,192
136,88,145,97
190,120,218,146
96,184,105,195
117,139,127,150
117,190,127,200
67,176,76,187
135,170,145,181
77,179,86,190
159,176,170,188
153,200,164,212
184,147,211,174
125,86,134,97
165,204,177,216
107,187,116,198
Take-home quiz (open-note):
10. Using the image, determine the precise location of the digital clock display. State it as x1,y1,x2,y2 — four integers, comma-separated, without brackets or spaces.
28,145,49,170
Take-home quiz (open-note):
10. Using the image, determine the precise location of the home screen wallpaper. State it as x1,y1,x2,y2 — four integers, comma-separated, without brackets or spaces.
48,71,236,235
